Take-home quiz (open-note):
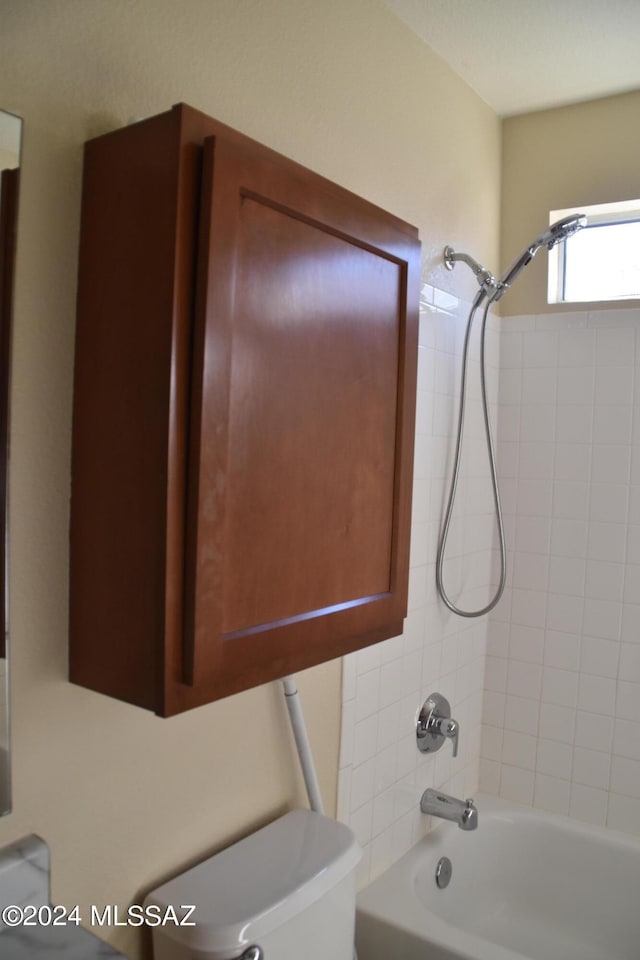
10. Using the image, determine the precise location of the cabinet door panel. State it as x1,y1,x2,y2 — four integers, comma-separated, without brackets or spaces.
226,195,398,630
183,135,419,699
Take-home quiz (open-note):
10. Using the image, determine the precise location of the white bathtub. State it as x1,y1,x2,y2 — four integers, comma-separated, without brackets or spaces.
356,793,640,960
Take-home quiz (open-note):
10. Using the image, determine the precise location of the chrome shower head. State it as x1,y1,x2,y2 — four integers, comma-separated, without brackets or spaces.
538,213,588,250
495,213,587,299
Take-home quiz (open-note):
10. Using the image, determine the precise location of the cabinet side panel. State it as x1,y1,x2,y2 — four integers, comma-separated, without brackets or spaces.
70,113,184,709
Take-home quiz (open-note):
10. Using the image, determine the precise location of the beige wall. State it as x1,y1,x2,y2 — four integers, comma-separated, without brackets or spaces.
501,89,640,316
0,1,500,956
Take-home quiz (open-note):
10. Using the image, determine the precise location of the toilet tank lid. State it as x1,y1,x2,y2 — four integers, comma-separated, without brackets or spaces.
144,809,361,954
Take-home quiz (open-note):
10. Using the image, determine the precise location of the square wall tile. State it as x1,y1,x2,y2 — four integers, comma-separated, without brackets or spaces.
504,695,540,735
556,405,592,444
513,552,549,592
585,560,624,603
553,482,589,520
521,405,556,443
572,746,611,790
557,366,594,406
518,479,554,517
558,328,594,366
507,660,542,700
593,405,632,445
500,765,534,805
550,518,588,559
596,327,635,366
580,636,620,679
548,556,585,596
502,730,537,770
589,484,629,524
569,783,608,826
546,593,583,634
578,674,616,715
591,444,631,485
516,516,551,555
523,330,557,368
543,631,581,672
595,366,633,405
575,711,613,753
534,774,570,815
582,598,622,641
523,368,557,405
536,738,572,779
509,625,544,664
538,703,575,744
554,444,591,483
541,667,579,708
587,523,627,563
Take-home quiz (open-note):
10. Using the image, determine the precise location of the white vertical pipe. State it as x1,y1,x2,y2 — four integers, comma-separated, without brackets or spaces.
281,674,324,814
282,674,359,960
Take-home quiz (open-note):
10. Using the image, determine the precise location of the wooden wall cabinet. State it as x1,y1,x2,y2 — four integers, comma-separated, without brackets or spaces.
70,104,420,716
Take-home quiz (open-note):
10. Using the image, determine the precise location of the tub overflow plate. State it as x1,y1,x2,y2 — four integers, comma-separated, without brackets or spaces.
435,856,452,889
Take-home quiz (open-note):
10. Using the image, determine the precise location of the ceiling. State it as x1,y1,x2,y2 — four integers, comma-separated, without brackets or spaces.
383,0,640,116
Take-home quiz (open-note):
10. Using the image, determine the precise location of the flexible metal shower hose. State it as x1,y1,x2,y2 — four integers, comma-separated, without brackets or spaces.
435,288,506,618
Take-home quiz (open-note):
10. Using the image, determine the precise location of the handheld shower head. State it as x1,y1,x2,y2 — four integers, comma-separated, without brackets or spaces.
494,213,587,299
538,213,588,250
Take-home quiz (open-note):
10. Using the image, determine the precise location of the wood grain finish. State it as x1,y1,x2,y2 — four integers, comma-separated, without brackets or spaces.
70,104,420,716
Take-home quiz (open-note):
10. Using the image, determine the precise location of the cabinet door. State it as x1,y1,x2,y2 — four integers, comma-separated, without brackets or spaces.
176,133,419,711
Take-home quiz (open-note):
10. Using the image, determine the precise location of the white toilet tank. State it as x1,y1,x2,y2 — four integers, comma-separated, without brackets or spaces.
145,809,361,960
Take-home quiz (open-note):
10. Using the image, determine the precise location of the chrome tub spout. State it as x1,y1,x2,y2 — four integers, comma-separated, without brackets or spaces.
420,788,478,831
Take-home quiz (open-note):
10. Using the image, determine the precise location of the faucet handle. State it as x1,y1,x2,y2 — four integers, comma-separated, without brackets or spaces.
436,716,459,757
416,693,460,757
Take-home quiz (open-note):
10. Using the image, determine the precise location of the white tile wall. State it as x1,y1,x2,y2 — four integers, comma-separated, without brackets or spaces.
337,282,499,887
481,307,640,836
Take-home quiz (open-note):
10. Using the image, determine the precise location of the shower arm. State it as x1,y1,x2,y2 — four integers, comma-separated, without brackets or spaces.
443,246,498,298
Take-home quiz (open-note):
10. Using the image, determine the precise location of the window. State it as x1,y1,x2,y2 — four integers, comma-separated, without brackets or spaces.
548,199,640,304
